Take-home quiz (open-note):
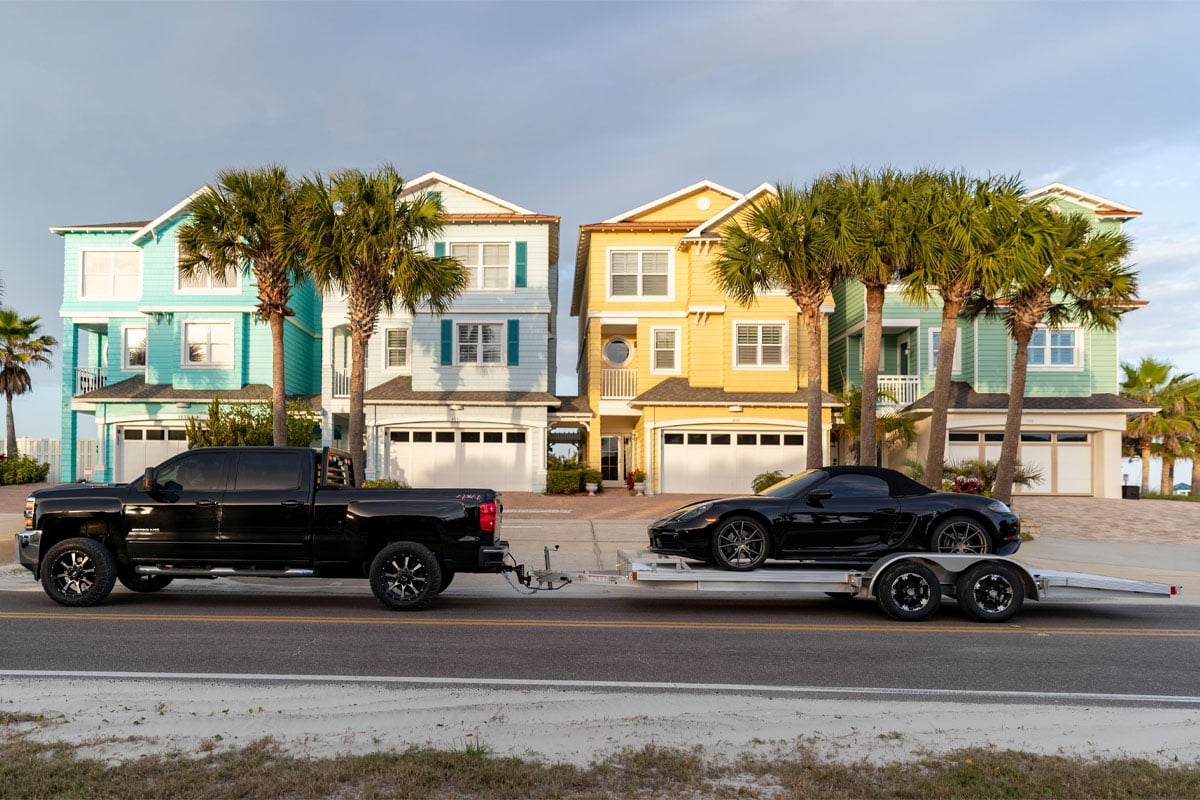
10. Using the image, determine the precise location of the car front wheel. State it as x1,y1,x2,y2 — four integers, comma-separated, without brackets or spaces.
711,516,769,571
932,516,992,554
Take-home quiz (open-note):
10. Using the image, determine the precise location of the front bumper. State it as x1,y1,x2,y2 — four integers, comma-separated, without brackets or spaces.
14,530,40,574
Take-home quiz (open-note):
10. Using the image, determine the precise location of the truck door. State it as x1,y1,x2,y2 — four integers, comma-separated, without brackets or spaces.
125,449,229,561
219,450,312,563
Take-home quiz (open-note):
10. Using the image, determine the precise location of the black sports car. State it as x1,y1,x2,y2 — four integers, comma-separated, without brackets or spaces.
648,466,1021,570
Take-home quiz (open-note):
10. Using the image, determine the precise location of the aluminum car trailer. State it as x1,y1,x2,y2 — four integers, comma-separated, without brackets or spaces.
508,549,1181,623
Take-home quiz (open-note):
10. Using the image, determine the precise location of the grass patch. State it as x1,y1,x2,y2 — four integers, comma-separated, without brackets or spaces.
2,733,1199,799
1140,492,1200,502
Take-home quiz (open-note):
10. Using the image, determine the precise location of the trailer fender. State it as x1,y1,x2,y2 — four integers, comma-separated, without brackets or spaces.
864,553,1040,601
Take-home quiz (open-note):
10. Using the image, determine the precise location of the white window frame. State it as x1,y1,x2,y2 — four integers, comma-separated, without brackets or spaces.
450,241,514,292
1027,325,1083,371
928,328,963,374
650,326,681,375
383,326,411,371
79,248,142,301
605,247,674,302
455,321,505,366
181,321,235,368
733,321,788,370
121,326,147,372
602,336,634,368
175,239,242,293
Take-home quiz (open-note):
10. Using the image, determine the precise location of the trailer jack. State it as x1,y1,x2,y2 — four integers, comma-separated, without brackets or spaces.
501,546,573,593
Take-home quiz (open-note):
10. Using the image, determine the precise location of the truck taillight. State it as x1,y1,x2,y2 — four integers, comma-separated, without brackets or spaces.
479,502,497,533
24,498,34,529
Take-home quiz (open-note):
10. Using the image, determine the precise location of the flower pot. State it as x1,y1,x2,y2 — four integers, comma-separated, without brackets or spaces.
585,482,599,497
633,481,646,496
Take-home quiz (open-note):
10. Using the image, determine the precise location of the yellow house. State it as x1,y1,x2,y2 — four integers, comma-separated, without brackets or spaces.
570,180,836,495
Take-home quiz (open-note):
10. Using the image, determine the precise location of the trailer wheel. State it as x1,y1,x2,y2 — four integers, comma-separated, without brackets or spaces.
118,572,174,593
370,542,442,611
711,516,769,571
955,562,1025,623
41,537,118,607
876,561,942,621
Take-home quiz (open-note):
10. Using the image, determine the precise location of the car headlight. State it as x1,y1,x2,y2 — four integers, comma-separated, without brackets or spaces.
674,502,714,521
986,500,1010,513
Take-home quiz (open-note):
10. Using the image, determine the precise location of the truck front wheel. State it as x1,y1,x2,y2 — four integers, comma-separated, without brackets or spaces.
41,537,118,607
369,542,443,611
118,572,174,593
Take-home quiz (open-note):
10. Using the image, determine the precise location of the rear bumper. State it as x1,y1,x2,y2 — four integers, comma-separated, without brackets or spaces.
14,530,40,575
477,541,509,571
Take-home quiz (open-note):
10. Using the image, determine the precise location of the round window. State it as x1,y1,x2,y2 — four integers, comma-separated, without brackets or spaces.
603,338,632,367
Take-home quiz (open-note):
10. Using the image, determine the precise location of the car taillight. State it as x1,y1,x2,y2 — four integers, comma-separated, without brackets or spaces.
24,497,34,529
479,502,497,533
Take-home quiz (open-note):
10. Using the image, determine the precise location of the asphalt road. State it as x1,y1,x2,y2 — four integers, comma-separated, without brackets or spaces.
2,575,1197,703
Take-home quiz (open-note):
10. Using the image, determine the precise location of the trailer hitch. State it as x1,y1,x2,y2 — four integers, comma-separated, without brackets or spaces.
501,546,573,593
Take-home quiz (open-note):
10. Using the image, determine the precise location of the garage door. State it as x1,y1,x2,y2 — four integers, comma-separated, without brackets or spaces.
386,429,530,491
946,431,1092,495
118,427,190,481
662,431,807,494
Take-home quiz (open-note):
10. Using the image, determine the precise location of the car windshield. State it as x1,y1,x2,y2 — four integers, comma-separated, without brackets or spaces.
757,469,827,499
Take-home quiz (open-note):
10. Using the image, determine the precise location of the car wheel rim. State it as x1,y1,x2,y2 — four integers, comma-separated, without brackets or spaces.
937,522,988,554
51,551,96,597
381,554,429,601
888,572,931,612
718,521,766,567
971,574,1014,614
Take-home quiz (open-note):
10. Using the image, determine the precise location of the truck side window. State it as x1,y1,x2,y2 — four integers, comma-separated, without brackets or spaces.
233,452,306,491
157,451,228,492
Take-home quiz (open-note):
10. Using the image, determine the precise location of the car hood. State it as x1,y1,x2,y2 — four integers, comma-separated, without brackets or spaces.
655,495,757,523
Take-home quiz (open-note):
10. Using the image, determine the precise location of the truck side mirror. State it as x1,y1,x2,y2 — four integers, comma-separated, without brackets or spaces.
141,467,156,493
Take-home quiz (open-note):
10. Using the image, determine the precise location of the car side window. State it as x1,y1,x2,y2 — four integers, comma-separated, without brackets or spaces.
233,451,306,491
157,451,228,492
821,474,891,499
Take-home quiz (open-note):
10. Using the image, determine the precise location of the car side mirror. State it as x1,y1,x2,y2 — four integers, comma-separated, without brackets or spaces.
807,489,832,505
140,467,157,493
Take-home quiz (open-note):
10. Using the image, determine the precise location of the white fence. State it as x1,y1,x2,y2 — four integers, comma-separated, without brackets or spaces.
1,438,98,482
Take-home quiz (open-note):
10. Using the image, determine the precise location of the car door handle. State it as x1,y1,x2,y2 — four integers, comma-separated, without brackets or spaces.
281,500,302,507
195,499,217,506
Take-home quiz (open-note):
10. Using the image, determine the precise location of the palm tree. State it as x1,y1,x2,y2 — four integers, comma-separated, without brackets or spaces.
714,180,839,469
177,165,302,446
902,171,1033,487
833,384,917,466
971,203,1137,504
1121,357,1200,494
291,166,469,484
0,309,57,458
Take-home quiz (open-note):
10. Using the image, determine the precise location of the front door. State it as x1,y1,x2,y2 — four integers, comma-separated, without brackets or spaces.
219,449,312,563
124,449,230,562
600,436,622,482
899,340,910,375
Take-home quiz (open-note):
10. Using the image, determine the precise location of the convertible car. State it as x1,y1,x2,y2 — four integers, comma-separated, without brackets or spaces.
647,466,1021,570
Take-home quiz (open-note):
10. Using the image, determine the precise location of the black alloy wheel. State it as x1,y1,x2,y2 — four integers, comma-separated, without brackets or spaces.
876,561,942,621
955,562,1025,623
369,542,443,611
41,537,118,607
711,516,769,571
933,516,992,554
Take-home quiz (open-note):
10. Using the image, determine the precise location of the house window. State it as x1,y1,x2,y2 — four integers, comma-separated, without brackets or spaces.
81,251,140,299
735,323,785,368
608,250,670,298
453,242,511,290
457,322,503,365
176,241,240,291
183,322,233,366
651,328,678,373
1029,326,1080,369
928,328,962,373
385,328,409,368
123,327,147,370
603,337,633,367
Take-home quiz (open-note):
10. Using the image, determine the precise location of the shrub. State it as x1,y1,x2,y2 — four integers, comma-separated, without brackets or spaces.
185,399,320,447
0,453,50,485
751,470,786,493
362,478,410,489
582,469,604,491
545,469,582,495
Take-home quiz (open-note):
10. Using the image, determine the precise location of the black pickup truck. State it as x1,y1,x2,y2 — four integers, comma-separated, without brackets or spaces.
14,446,505,611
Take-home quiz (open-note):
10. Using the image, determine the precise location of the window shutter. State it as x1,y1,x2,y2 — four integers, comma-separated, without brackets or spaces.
434,241,446,258
507,319,520,366
440,319,453,366
515,241,527,288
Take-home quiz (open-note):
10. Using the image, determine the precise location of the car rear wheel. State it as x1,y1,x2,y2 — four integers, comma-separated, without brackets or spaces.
711,516,769,571
932,516,992,554
955,562,1025,623
876,561,942,621
369,542,442,611
41,537,118,607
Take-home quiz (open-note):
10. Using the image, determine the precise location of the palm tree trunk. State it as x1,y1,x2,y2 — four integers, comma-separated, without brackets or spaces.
1191,455,1200,498
923,297,964,488
270,316,287,446
1161,456,1175,496
858,284,885,466
1140,441,1152,495
993,323,1033,505
4,391,15,458
803,305,824,470
349,332,368,487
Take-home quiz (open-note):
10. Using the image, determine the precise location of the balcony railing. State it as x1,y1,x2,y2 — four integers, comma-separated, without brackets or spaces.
332,369,350,398
877,375,920,408
75,367,106,396
601,369,637,400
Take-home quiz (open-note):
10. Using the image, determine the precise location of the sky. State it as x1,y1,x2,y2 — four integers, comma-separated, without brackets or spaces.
1,0,1198,441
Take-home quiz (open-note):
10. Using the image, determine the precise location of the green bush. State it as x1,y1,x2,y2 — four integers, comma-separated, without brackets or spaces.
582,468,604,490
545,469,583,495
751,470,786,493
362,478,410,489
0,453,50,485
185,399,320,447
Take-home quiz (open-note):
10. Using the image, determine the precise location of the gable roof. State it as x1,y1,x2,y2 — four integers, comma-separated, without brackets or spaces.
602,179,742,224
402,171,537,216
49,221,150,235
682,182,777,241
1023,183,1142,220
129,186,212,244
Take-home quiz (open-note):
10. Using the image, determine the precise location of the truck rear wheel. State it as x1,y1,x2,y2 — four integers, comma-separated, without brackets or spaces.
955,562,1025,623
876,561,942,621
369,542,442,611
41,537,118,607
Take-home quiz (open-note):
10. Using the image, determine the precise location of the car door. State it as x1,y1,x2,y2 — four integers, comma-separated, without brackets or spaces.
777,473,901,557
124,449,230,562
218,450,313,563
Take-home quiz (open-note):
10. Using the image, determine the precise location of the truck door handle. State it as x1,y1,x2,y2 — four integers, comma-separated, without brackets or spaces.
195,499,217,506
281,500,302,507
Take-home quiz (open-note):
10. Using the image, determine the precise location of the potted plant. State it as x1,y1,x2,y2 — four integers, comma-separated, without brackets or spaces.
627,469,647,496
583,468,603,496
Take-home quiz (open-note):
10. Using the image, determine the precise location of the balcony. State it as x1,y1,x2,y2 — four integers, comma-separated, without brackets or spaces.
601,369,637,400
332,369,350,398
75,367,106,395
877,375,920,409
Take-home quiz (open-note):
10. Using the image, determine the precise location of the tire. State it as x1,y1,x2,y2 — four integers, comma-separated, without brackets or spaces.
955,562,1025,623
437,568,455,595
710,516,769,571
875,561,942,621
932,516,993,554
118,573,174,593
369,542,442,611
41,537,118,608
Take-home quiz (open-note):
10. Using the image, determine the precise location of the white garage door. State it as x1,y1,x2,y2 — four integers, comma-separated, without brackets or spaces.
118,427,190,481
946,431,1092,495
387,429,530,491
661,430,807,494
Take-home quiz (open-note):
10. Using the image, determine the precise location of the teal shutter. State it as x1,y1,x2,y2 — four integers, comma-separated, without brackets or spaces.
507,319,519,366
434,241,446,258
515,241,527,288
440,319,453,366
